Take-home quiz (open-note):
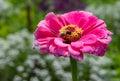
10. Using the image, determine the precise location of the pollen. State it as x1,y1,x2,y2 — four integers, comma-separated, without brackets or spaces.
59,24,82,43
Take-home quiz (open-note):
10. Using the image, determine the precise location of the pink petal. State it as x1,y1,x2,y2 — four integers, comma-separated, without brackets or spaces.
80,34,97,44
93,43,108,56
39,45,49,54
82,16,98,31
88,28,107,38
81,42,108,56
63,11,77,24
68,46,80,55
49,44,56,54
71,52,83,61
79,11,93,17
35,41,47,46
82,19,106,35
80,45,94,54
34,26,56,40
98,36,112,44
37,37,54,43
48,39,70,57
64,52,69,57
37,20,48,28
71,34,96,48
46,12,63,34
58,15,68,26
34,38,48,46
52,46,70,57
39,48,49,54
54,38,69,47
40,44,48,49
35,38,54,54
64,11,92,27
78,17,89,28
71,41,84,48
93,19,106,28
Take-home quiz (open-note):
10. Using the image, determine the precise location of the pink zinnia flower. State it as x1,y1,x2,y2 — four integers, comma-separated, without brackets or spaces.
34,11,112,61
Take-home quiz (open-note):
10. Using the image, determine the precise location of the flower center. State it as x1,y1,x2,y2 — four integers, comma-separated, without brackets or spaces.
59,24,82,43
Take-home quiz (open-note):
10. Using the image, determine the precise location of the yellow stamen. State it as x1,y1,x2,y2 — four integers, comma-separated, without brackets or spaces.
59,24,82,43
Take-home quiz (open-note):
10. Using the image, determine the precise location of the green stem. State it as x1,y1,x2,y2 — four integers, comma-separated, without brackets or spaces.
70,57,78,81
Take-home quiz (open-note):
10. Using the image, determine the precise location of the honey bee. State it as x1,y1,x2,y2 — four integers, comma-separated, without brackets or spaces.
60,30,71,37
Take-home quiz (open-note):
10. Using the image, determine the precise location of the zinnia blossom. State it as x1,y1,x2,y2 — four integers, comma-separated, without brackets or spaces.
34,11,112,61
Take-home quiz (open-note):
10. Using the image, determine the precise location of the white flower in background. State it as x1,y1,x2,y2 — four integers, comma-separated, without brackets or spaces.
44,76,51,81
13,75,22,81
24,54,41,68
30,77,39,81
52,60,62,70
0,0,10,14
17,66,24,72
0,29,33,68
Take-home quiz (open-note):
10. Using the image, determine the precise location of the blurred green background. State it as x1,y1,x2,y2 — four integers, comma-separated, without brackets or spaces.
0,0,120,81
